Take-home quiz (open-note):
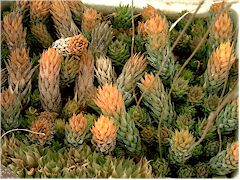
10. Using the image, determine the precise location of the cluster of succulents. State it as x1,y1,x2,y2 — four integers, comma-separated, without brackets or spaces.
1,0,238,178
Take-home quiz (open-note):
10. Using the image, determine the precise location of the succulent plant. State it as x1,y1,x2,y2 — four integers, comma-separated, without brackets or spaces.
178,165,195,178
196,118,216,140
219,98,238,135
38,148,66,178
8,144,43,178
1,87,21,130
176,114,195,130
151,158,170,178
192,144,203,159
194,162,209,178
29,114,55,145
38,48,62,112
62,144,92,178
127,106,149,126
209,141,238,175
187,85,204,104
94,84,126,122
1,134,21,167
204,140,220,158
138,73,175,126
203,94,220,112
91,115,118,153
50,1,80,38
141,5,160,20
6,48,36,105
60,55,80,87
169,129,195,165
204,42,236,94
65,113,89,146
81,8,101,36
2,11,27,51
112,5,132,29
140,125,156,143
172,77,189,99
95,55,116,86
117,112,142,155
31,22,53,48
55,118,65,139
62,99,80,119
209,11,233,48
29,1,50,22
91,21,112,55
170,29,192,54
190,19,208,59
67,1,83,25
74,50,94,109
108,39,130,66
143,15,175,80
117,53,147,105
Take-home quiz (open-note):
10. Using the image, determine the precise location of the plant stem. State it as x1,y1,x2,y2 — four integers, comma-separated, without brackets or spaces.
1,128,45,139
131,0,135,56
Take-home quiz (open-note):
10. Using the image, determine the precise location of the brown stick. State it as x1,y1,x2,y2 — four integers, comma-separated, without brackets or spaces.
131,0,135,56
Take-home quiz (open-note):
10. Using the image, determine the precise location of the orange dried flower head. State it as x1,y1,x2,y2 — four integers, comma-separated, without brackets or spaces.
144,15,168,35
30,117,54,145
6,48,32,90
228,142,239,162
91,115,118,153
30,1,51,21
211,1,227,13
53,34,88,56
50,1,80,37
67,34,89,55
141,5,160,20
172,129,195,151
9,48,29,66
3,12,26,51
74,50,94,107
212,12,233,42
143,15,168,50
139,72,164,95
1,87,17,108
39,48,62,75
69,113,87,134
140,73,156,89
82,8,101,34
138,21,148,36
210,41,236,78
39,48,62,112
94,84,125,119
123,53,147,74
